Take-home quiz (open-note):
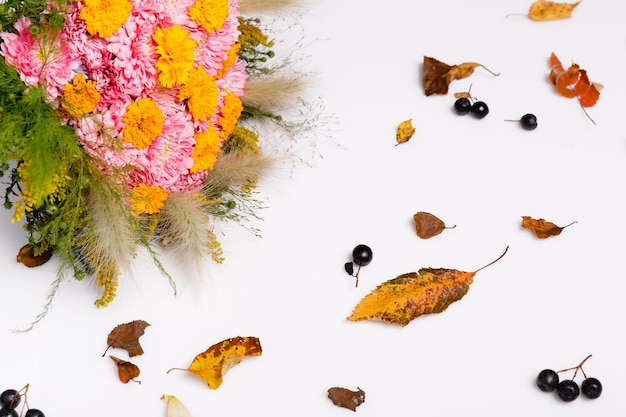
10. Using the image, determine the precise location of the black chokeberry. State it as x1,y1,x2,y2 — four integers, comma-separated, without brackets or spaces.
557,380,580,402
454,97,471,115
25,409,45,417
470,101,489,119
0,390,20,409
581,377,602,399
520,113,538,130
0,408,18,417
352,244,373,266
536,369,559,392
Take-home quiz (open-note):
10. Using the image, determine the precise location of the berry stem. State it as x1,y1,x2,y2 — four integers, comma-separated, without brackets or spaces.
354,264,361,287
473,246,509,273
557,354,592,379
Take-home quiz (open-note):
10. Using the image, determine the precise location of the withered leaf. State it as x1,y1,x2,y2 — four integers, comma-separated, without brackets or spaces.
105,320,151,357
521,216,576,238
328,387,365,411
161,395,192,417
348,247,508,326
110,355,140,383
528,0,580,21
413,212,455,239
423,56,499,96
16,243,53,267
396,119,415,145
168,336,262,389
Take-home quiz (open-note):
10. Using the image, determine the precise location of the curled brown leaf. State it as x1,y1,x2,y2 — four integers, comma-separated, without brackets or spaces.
413,212,455,239
328,387,365,411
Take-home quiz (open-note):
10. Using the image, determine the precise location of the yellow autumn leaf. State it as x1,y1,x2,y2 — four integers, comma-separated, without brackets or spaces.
528,0,580,21
395,119,415,145
161,395,192,417
168,336,262,389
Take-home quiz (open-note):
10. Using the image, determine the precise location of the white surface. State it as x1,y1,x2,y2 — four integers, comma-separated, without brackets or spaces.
2,1,626,415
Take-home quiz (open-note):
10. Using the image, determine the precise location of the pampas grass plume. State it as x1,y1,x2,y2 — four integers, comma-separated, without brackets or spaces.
243,75,310,112
239,0,304,14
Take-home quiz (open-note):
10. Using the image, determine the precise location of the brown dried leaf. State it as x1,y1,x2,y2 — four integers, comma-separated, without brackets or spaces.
328,387,365,411
16,244,53,267
528,0,580,21
106,320,151,357
110,355,141,383
423,56,498,96
396,119,415,145
413,212,455,239
521,216,577,238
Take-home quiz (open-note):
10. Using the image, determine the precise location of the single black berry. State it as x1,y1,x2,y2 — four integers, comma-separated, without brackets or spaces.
581,377,602,399
520,113,538,130
536,369,559,392
557,380,580,402
0,408,18,417
470,101,489,119
352,244,373,266
0,390,20,409
344,261,354,275
25,409,45,417
454,97,471,115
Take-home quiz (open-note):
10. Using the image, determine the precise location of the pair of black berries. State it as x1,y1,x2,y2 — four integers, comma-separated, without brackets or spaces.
344,244,373,287
0,388,45,417
536,355,602,402
454,97,538,130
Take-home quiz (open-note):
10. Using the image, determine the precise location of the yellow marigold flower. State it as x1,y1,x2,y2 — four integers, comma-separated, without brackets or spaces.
80,0,132,38
130,184,170,214
190,127,221,173
153,25,196,87
189,0,229,33
177,66,219,121
122,98,164,149
62,73,101,118
219,92,243,140
216,43,240,79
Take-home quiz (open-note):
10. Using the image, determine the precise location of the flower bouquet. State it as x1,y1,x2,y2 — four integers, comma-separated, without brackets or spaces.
0,0,312,327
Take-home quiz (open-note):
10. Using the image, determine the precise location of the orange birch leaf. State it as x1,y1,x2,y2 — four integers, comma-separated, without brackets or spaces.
396,119,415,145
168,336,262,389
413,211,455,239
528,0,581,21
348,247,509,326
521,216,577,238
104,319,151,357
422,56,498,96
110,355,141,383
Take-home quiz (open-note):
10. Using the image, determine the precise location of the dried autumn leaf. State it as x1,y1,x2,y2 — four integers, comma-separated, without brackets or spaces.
110,355,140,383
528,0,580,21
521,216,577,238
423,56,499,96
16,244,53,267
104,320,151,357
549,53,601,124
413,212,455,239
396,119,415,145
168,336,262,389
348,247,509,326
328,387,366,411
161,395,192,417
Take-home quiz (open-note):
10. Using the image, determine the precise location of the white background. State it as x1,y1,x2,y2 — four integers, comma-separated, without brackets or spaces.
2,1,626,416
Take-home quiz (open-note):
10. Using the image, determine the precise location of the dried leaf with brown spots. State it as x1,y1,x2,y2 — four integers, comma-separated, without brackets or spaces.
167,336,262,389
528,0,580,21
348,247,508,326
328,387,366,411
16,244,53,267
521,216,577,238
104,320,151,357
413,212,455,239
110,355,141,383
396,119,415,145
423,56,499,96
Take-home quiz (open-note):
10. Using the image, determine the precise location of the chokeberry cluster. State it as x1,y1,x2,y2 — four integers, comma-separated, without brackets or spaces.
344,244,373,287
454,96,489,119
536,354,602,402
0,386,45,417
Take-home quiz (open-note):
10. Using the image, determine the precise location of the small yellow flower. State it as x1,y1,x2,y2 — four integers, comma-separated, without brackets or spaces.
189,0,229,33
177,67,219,121
219,92,243,140
190,127,221,173
130,184,170,214
153,25,196,87
216,43,240,79
122,98,164,149
80,0,132,38
62,73,101,118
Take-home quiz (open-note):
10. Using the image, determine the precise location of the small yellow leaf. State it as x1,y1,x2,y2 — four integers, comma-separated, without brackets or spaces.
161,395,192,417
396,119,415,145
528,0,580,21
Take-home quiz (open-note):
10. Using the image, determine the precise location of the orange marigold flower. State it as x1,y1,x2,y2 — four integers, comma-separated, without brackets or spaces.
153,25,196,87
62,73,101,118
190,127,221,173
80,0,132,38
122,98,164,149
189,0,229,33
130,184,170,214
219,92,243,140
177,66,219,121
216,43,241,79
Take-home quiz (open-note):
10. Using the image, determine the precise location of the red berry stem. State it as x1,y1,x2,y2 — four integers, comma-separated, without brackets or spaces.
557,354,592,379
